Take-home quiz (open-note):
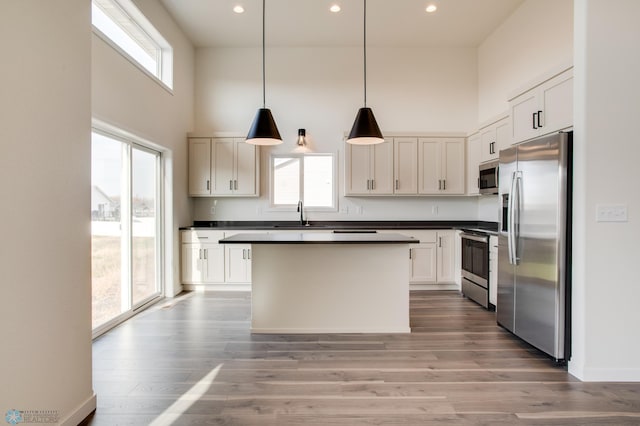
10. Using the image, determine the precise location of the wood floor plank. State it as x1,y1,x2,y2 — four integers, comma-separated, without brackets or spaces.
83,290,640,426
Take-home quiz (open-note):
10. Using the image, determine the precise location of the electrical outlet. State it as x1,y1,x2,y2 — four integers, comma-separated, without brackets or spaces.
341,206,349,214
432,205,439,215
210,206,216,216
596,204,628,222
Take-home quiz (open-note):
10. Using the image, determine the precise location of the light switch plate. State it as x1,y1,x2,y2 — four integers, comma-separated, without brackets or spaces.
596,204,628,222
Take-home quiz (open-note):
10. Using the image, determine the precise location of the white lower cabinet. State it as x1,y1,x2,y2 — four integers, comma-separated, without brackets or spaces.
410,244,437,283
225,245,252,283
405,230,459,287
181,231,225,285
489,236,498,307
436,231,457,284
181,229,260,289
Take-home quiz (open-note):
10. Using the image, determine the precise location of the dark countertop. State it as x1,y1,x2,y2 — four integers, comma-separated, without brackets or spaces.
182,220,498,232
219,232,419,244
459,227,500,237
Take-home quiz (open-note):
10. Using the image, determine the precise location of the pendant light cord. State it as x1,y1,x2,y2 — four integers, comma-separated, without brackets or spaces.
262,0,266,108
363,0,367,108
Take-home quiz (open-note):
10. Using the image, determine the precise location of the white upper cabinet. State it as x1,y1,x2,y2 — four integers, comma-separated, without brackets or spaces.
393,138,418,195
418,138,465,195
510,67,573,144
345,139,393,195
466,133,481,196
479,116,511,163
188,138,212,196
188,137,259,197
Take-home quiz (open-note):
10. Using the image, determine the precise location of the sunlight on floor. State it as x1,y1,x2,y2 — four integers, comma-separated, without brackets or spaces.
148,364,223,426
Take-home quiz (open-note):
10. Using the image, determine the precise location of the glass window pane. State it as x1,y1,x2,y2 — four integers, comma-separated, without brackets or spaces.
132,148,159,306
273,157,300,205
91,133,126,328
92,2,158,75
304,156,334,208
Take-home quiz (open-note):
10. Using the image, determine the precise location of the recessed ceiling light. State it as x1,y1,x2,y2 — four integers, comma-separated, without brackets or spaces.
233,5,245,14
330,4,341,13
425,4,437,13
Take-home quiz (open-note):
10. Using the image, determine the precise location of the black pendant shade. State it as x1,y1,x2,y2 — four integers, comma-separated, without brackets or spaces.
246,108,282,146
347,107,384,145
347,0,384,145
246,0,282,146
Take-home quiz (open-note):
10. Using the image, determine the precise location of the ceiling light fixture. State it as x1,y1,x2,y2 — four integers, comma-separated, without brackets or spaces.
246,0,282,146
233,5,244,14
425,4,437,13
347,0,384,145
330,4,341,13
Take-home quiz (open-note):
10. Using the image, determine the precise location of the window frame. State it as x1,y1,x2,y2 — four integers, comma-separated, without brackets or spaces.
90,120,166,339
269,153,338,212
92,0,174,91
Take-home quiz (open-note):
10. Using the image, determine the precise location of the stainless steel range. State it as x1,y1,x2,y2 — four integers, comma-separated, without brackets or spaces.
460,231,491,309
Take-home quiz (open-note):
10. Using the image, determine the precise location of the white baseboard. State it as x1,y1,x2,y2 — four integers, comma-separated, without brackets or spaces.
183,283,251,292
410,283,460,291
569,364,640,382
251,327,412,334
60,392,96,426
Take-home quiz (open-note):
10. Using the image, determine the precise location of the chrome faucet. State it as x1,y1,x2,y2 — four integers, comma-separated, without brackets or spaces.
297,200,305,225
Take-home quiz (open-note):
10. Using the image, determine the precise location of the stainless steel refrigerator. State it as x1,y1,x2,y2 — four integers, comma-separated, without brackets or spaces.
497,131,571,361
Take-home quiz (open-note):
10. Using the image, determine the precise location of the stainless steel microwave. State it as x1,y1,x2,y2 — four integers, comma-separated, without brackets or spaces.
479,160,499,194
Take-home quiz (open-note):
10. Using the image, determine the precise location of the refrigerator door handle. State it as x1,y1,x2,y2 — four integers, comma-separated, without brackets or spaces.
507,172,516,265
513,171,523,264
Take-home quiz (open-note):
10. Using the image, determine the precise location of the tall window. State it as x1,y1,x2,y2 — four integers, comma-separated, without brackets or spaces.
270,154,336,210
92,0,173,89
91,129,162,331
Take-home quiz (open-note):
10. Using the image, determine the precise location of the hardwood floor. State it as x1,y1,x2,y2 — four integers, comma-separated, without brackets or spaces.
84,291,640,425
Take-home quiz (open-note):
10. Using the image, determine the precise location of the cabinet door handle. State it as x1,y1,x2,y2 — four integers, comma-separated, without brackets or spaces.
371,179,375,190
477,177,480,189
532,112,538,129
204,249,207,260
247,249,251,260
490,142,495,154
234,180,238,190
395,179,399,190
242,249,246,259
199,249,202,259
409,248,412,259
366,179,370,190
443,180,446,190
439,237,442,248
537,110,543,128
206,180,210,191
438,179,441,190
229,180,233,190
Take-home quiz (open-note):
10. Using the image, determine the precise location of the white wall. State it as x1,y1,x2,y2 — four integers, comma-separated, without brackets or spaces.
571,0,640,381
193,46,481,221
0,1,95,424
92,0,195,296
477,195,500,222
478,0,573,123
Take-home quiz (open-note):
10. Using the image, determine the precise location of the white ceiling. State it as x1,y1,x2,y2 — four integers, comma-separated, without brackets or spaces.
160,0,525,48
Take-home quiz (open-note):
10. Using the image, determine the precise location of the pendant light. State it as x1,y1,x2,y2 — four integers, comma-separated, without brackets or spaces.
246,0,282,145
347,0,384,145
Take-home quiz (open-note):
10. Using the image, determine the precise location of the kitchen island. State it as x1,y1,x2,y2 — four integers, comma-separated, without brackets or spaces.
219,232,418,334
